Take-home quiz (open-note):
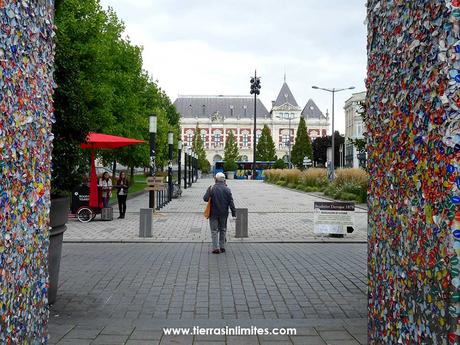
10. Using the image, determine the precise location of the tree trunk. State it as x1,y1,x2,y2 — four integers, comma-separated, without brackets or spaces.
130,166,135,185
112,160,117,179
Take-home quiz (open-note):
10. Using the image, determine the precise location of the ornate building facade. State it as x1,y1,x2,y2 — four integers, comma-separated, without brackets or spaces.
174,82,330,164
344,91,366,168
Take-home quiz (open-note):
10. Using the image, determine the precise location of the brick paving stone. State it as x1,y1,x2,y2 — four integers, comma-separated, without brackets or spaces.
49,243,366,344
90,334,128,344
64,179,367,242
318,330,356,341
227,336,260,345
291,336,326,345
57,340,92,345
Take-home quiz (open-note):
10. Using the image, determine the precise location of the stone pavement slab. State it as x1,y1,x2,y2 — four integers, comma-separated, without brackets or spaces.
65,179,367,243
49,243,367,344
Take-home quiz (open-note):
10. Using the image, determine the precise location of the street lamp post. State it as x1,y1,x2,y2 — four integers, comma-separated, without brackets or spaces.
149,115,157,209
312,85,355,180
188,149,192,186
250,70,261,180
193,153,198,182
168,132,173,202
178,140,182,191
183,149,187,190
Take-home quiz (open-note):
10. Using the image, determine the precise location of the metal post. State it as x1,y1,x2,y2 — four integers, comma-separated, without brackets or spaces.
288,115,292,169
311,85,355,180
156,190,160,210
188,150,192,186
168,132,173,202
331,90,335,178
149,116,157,209
178,140,182,190
192,153,196,183
195,154,199,182
235,208,248,238
250,70,261,180
183,151,187,190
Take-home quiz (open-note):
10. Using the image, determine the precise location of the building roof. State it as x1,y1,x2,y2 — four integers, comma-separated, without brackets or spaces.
301,99,327,120
344,91,366,106
173,95,270,118
273,82,299,107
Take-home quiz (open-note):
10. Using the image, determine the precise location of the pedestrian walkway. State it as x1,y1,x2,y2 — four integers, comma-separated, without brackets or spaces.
64,178,367,243
49,243,367,344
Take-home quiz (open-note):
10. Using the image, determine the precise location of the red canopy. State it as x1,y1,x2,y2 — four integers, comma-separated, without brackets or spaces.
80,132,146,208
81,132,145,149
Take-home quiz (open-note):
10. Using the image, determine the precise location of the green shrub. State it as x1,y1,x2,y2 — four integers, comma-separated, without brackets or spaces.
287,183,296,189
273,159,286,169
338,192,359,201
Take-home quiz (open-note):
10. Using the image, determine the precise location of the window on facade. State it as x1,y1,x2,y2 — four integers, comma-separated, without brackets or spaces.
214,133,221,146
242,133,249,147
256,133,261,144
187,133,193,146
283,134,289,146
201,133,206,143
357,124,363,137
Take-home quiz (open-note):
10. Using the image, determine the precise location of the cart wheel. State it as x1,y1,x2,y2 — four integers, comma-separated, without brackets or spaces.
77,207,94,223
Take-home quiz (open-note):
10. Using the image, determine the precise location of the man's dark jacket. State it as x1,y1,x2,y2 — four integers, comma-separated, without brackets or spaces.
203,181,236,218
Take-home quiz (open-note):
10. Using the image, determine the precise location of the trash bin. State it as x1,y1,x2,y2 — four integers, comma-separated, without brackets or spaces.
235,208,248,238
139,208,153,237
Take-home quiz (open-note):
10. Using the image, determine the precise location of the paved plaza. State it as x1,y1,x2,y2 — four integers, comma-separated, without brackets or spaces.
49,243,367,344
51,179,369,344
65,179,367,243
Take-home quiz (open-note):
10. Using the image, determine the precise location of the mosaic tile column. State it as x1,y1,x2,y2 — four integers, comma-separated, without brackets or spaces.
367,1,459,343
1,1,55,343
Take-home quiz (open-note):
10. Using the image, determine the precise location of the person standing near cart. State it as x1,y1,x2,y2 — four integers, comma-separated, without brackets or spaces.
116,171,129,219
99,172,112,208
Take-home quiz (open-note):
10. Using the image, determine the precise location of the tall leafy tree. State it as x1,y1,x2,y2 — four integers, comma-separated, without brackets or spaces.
312,131,345,167
291,117,312,168
256,125,276,161
224,130,240,162
192,126,209,172
52,0,181,192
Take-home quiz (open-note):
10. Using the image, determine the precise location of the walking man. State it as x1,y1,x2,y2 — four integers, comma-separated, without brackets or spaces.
203,172,236,254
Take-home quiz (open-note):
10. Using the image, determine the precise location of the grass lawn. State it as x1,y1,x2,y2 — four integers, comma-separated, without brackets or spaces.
109,174,147,204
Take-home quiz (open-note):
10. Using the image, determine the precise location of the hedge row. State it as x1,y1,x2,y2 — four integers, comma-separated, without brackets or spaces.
265,168,368,203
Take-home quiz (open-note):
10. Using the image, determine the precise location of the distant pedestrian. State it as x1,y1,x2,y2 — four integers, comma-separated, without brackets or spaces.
116,171,129,219
99,172,112,208
203,172,236,254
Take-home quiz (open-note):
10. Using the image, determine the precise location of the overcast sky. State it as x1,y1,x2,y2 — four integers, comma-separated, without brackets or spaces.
100,0,367,134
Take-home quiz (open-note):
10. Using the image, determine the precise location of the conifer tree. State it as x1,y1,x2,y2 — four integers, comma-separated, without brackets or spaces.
192,126,210,172
256,125,276,161
291,117,312,168
223,130,239,171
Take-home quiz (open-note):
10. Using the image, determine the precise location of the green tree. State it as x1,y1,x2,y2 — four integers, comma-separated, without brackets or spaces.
256,125,276,161
223,130,239,171
273,158,286,169
192,126,209,172
291,117,312,168
52,0,181,192
312,131,344,167
224,130,239,161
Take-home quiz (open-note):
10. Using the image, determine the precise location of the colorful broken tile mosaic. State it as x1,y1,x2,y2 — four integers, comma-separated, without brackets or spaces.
367,0,459,343
0,0,55,343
